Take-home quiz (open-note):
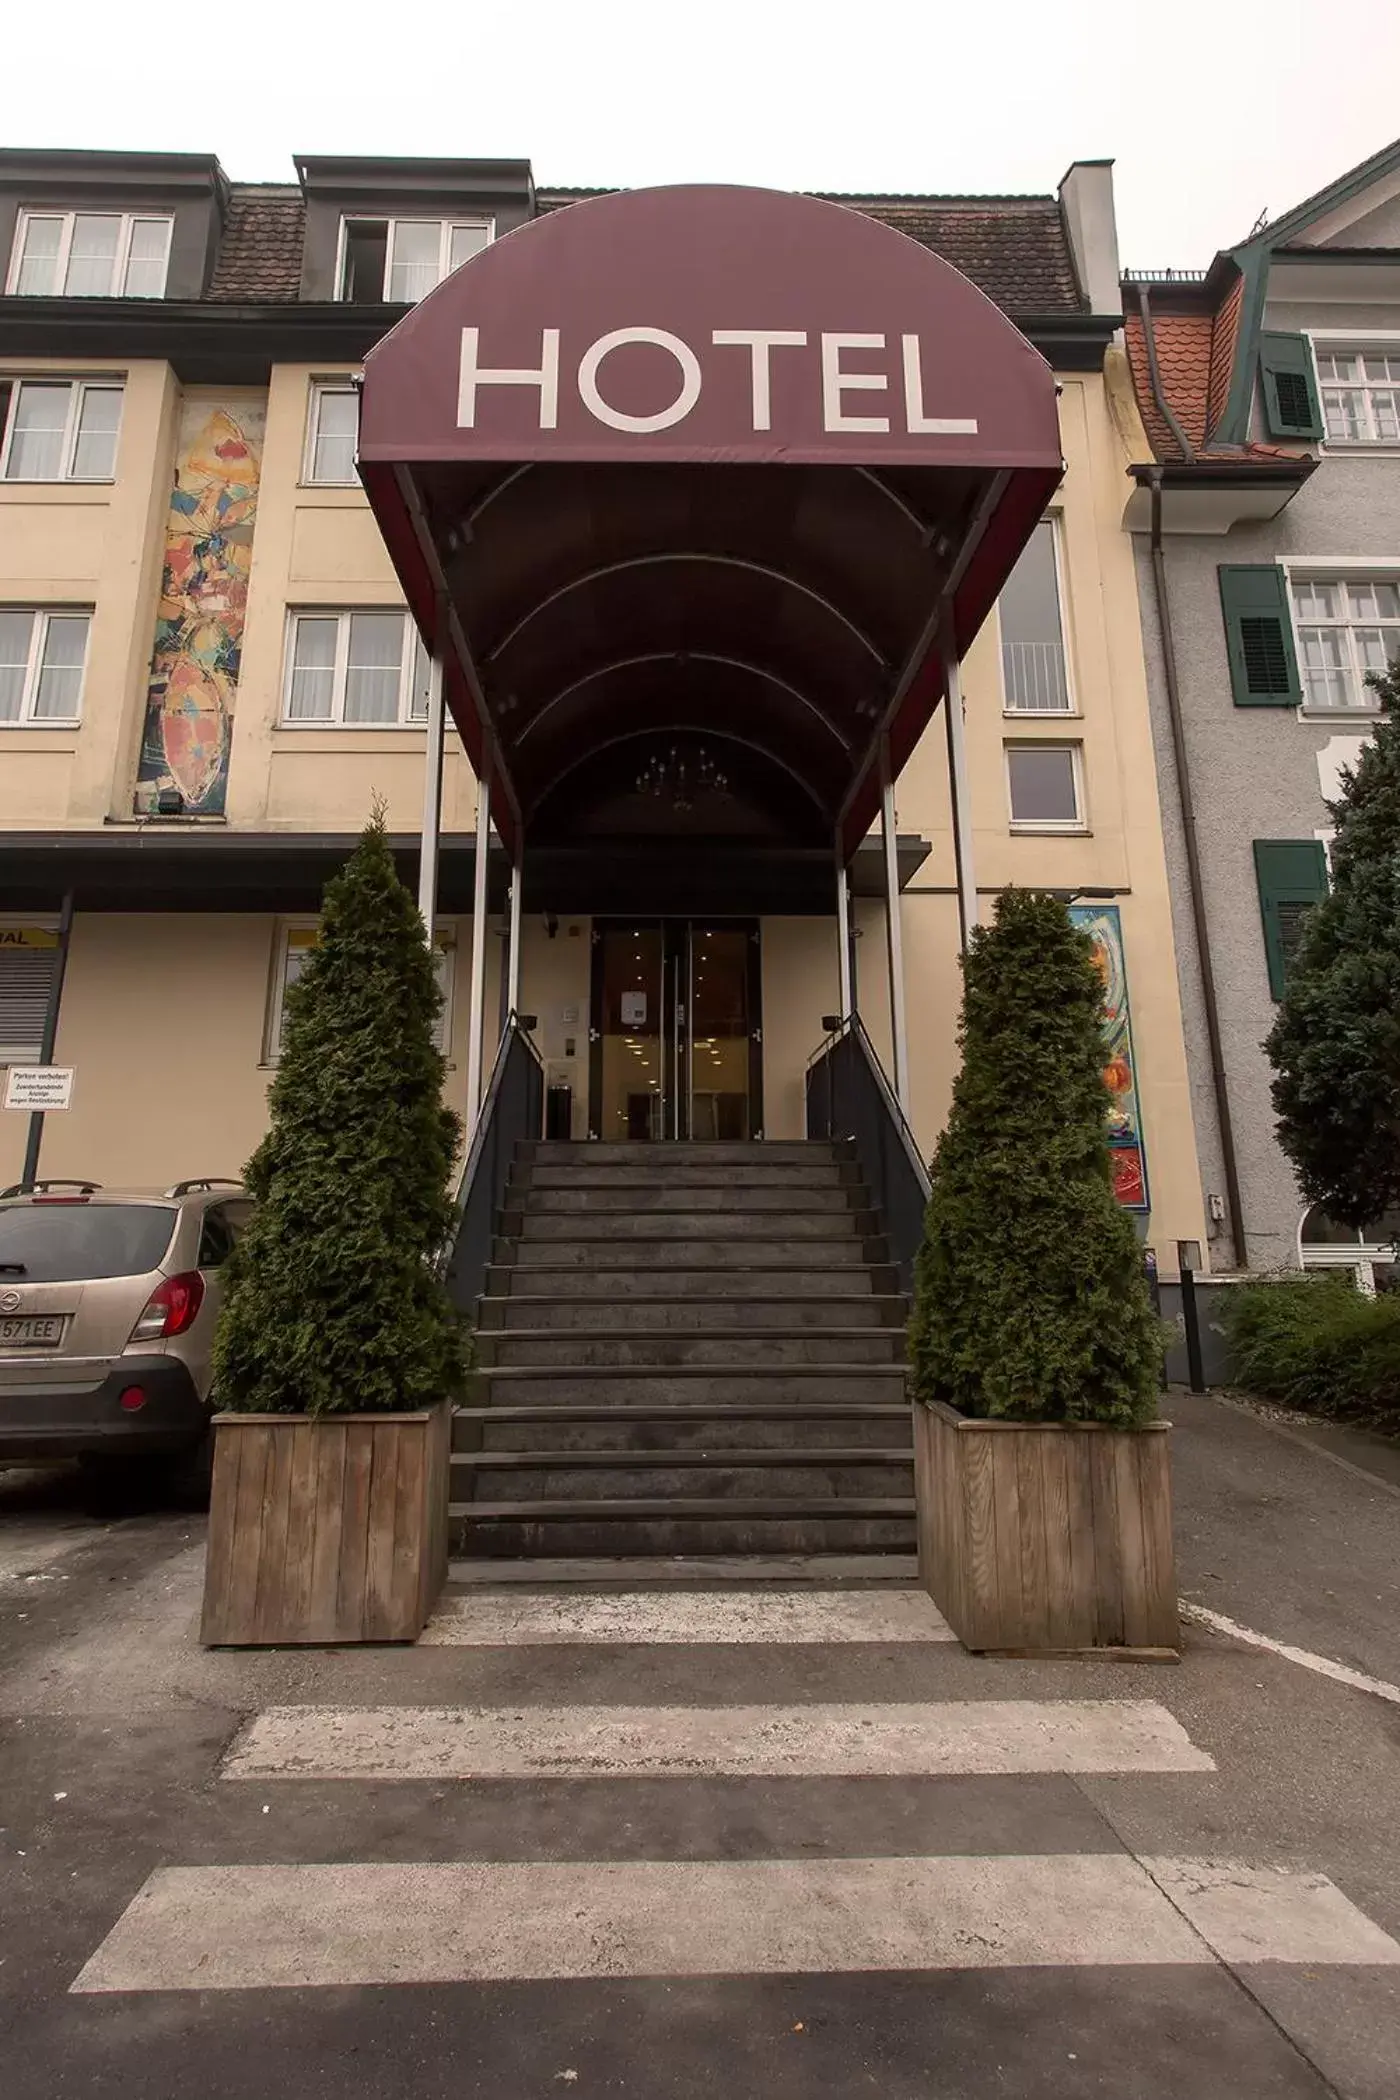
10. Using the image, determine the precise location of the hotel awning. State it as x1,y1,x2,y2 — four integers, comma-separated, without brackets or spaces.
357,184,1063,861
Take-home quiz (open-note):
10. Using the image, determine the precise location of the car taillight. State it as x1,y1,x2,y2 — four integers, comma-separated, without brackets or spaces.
130,1270,205,1342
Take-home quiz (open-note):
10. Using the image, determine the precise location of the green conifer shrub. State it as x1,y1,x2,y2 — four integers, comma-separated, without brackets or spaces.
908,888,1162,1427
214,808,465,1415
1267,661,1400,1228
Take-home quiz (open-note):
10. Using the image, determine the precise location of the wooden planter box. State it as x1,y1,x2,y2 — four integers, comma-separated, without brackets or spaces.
914,1399,1178,1657
200,1404,450,1646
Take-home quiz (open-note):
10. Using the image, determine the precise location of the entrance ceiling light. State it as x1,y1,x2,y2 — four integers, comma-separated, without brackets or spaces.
635,744,729,811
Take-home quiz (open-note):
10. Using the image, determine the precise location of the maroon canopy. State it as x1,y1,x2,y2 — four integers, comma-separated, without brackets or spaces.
358,184,1063,856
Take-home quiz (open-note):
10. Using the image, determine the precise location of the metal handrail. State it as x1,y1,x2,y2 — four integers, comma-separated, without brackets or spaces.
806,1014,930,1201
452,1011,545,1216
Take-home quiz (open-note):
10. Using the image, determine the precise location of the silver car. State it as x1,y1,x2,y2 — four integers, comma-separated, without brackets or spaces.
0,1178,253,1498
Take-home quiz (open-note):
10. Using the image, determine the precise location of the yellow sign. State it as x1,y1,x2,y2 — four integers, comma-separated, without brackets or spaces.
0,927,59,950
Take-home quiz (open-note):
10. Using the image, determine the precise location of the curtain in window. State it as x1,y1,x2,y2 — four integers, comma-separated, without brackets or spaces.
344,612,405,721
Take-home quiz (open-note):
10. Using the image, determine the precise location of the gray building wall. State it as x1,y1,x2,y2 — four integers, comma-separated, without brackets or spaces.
1135,286,1400,1273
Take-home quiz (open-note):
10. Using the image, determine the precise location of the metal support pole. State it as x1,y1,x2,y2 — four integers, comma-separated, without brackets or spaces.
20,889,74,1191
416,652,446,938
506,848,523,1015
834,843,852,1022
879,739,911,1115
1177,1241,1206,1394
942,633,980,953
464,768,491,1133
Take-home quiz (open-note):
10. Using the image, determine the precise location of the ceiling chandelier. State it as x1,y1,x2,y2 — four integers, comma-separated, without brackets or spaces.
634,743,729,812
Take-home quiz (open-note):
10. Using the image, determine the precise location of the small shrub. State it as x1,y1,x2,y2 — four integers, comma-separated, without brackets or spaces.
908,889,1163,1428
1220,1272,1400,1428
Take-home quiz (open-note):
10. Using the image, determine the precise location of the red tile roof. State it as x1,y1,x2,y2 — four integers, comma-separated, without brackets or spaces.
1122,271,1306,466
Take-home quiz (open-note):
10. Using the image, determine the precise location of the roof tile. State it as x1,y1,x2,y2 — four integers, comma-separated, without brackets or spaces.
206,189,305,303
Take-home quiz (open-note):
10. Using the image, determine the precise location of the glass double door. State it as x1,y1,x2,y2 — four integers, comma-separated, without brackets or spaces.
589,920,762,1141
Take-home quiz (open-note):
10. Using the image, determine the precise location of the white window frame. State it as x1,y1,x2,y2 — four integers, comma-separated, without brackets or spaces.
1281,558,1400,716
997,512,1078,717
280,609,429,728
1307,332,1400,451
1004,739,1087,833
1298,1205,1399,1296
5,209,172,299
333,215,495,302
302,381,361,486
265,919,456,1061
0,378,124,483
0,607,92,725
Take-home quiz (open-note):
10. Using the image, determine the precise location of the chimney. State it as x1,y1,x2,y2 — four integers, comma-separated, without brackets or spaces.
1058,160,1122,318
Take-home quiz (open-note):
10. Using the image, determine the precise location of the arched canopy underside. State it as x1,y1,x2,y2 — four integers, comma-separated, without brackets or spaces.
358,184,1063,858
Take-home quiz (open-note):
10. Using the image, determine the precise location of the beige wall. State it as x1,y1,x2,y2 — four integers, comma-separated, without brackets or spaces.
0,911,497,1193
1,356,1207,1261
0,357,179,828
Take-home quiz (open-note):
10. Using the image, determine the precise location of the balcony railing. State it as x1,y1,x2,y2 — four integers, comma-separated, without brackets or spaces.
1002,639,1070,713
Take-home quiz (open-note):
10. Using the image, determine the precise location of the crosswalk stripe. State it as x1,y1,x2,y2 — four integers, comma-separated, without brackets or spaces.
420,1588,957,1645
70,1855,1400,1993
223,1699,1214,1781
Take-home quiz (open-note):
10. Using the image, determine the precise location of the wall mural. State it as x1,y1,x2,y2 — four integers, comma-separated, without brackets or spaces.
1068,902,1149,1212
134,396,265,816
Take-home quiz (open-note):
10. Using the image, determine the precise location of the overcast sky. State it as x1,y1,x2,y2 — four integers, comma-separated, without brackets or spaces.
12,0,1399,269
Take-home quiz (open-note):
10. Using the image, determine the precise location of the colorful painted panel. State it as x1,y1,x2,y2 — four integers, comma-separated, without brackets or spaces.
134,397,265,816
1069,903,1149,1212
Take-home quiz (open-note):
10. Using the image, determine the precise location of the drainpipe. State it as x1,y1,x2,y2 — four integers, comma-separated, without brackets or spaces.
1146,467,1249,1268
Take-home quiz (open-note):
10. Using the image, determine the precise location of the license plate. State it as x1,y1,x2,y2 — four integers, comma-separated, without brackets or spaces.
0,1316,63,1347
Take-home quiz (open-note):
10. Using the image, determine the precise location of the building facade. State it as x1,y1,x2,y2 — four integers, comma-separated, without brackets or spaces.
1123,137,1400,1280
0,148,1207,1272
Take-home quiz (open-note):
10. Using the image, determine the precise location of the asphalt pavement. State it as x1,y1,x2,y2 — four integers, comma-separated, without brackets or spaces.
1,1390,1397,2100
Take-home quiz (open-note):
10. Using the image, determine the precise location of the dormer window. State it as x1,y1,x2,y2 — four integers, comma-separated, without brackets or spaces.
336,217,492,303
6,211,172,299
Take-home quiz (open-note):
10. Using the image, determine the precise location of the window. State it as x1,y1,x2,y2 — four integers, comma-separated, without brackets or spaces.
1300,1205,1400,1294
0,610,90,723
1006,742,1084,829
998,519,1072,712
267,924,454,1059
1315,348,1400,446
7,211,171,299
283,610,430,726
1253,839,1328,998
305,384,358,484
0,380,122,481
1290,577,1399,711
337,217,493,302
0,923,60,1061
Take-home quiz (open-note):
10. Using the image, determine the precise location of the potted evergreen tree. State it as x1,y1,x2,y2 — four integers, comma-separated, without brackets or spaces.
200,809,464,1645
909,889,1176,1655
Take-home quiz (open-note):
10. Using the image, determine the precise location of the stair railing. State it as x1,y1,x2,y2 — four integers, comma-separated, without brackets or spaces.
805,1016,930,1291
444,1011,545,1315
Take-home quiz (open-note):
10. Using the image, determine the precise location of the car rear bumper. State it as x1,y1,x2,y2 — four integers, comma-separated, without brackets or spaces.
0,1356,208,1460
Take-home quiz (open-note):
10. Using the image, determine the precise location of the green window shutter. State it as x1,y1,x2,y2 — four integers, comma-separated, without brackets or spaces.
1254,839,1328,998
1259,332,1323,440
1218,565,1301,706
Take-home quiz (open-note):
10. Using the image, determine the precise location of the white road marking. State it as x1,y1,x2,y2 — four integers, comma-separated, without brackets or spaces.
1143,1858,1400,1966
1182,1601,1400,1709
421,1588,956,1646
222,1699,1214,1781
70,1854,1400,1993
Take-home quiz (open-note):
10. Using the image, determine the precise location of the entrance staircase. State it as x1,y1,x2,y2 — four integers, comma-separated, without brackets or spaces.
451,1140,915,1558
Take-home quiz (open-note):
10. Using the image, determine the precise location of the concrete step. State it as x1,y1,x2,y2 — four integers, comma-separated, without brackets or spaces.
451,1457,916,1499
507,1236,877,1268
474,1296,905,1333
510,1182,859,1215
515,1161,856,1190
453,1405,912,1454
468,1367,909,1405
475,1330,905,1369
485,1264,895,1300
517,1211,874,1241
518,1141,846,1165
451,1502,917,1557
